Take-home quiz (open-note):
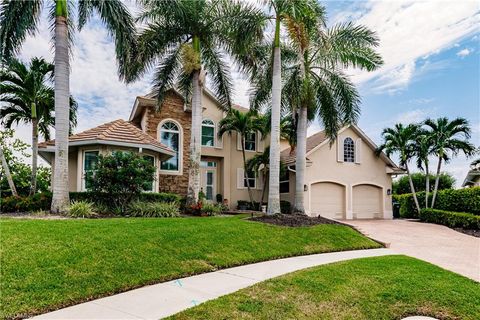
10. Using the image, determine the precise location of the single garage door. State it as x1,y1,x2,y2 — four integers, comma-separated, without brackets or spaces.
310,182,345,219
352,184,382,219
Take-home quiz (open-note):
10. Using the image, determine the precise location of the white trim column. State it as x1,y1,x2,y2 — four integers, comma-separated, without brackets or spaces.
346,184,353,220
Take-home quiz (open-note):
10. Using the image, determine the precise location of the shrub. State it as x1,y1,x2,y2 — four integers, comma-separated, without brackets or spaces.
87,152,156,212
280,200,292,214
0,192,52,213
68,201,97,218
393,187,480,218
392,173,455,195
127,201,180,217
420,208,480,230
201,202,223,216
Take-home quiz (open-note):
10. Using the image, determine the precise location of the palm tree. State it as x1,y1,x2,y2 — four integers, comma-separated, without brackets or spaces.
424,117,476,208
0,145,16,196
246,146,270,206
377,123,421,213
414,128,434,208
0,0,135,212
248,0,325,215
280,114,297,154
126,0,265,205
0,57,77,195
219,109,265,207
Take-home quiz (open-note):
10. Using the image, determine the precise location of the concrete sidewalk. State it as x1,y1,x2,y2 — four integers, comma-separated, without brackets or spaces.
32,248,392,320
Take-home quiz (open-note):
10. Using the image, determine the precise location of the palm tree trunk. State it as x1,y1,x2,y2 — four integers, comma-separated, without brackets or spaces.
241,135,255,208
51,4,70,213
267,17,282,215
186,69,202,206
30,111,38,196
406,164,421,214
260,171,267,205
424,161,429,208
430,156,442,208
294,106,307,214
0,146,17,196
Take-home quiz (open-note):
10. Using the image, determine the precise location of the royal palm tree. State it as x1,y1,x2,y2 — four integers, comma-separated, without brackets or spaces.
377,123,421,213
0,57,77,195
0,0,135,212
248,0,325,214
424,117,476,208
126,0,265,205
219,109,265,207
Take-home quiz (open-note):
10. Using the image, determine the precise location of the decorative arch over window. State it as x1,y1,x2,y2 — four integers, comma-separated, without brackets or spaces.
343,137,355,162
202,119,215,147
158,120,182,173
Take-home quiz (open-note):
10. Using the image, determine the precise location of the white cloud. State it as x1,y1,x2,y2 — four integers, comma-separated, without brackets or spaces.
334,0,479,91
456,48,473,57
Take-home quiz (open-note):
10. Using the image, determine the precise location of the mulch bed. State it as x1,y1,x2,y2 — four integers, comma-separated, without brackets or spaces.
454,228,480,238
249,213,342,227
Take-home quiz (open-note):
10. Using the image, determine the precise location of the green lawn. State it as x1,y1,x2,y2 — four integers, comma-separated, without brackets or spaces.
171,255,480,320
0,215,380,319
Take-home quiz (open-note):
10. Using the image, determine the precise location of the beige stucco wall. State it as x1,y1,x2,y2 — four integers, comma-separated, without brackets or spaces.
285,127,393,219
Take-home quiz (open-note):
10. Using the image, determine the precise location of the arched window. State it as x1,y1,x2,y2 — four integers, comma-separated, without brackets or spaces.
159,121,181,171
202,119,215,147
343,137,355,162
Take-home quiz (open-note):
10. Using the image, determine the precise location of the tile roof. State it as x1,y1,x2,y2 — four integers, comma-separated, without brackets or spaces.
281,131,328,164
38,119,174,154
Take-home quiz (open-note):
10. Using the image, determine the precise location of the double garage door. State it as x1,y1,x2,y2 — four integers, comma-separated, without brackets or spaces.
310,182,382,219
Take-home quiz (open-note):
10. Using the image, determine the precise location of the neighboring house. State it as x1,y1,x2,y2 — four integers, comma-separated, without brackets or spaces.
39,89,402,219
462,162,480,187
280,125,403,219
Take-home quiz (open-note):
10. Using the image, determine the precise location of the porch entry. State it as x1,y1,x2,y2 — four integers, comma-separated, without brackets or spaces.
200,161,217,201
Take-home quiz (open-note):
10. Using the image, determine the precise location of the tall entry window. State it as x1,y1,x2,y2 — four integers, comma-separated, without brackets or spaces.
343,137,355,162
83,151,99,191
202,119,215,146
159,121,180,171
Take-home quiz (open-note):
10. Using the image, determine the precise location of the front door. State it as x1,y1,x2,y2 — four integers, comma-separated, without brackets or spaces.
200,161,217,201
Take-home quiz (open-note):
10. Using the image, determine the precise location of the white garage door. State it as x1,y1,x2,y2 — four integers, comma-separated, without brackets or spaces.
310,182,345,219
352,184,382,219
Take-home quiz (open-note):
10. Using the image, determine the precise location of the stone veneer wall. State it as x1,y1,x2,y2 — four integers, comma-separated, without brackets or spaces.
145,91,191,195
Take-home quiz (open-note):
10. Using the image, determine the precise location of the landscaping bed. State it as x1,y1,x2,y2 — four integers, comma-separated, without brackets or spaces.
250,213,341,227
170,255,480,320
454,228,480,238
0,215,380,319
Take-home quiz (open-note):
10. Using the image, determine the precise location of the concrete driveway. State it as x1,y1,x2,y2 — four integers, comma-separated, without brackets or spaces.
344,219,480,282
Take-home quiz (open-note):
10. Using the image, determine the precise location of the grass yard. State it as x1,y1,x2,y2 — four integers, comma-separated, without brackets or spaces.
171,255,480,320
0,215,379,319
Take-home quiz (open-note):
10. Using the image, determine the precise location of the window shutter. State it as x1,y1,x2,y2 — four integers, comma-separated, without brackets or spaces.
237,168,244,189
355,138,362,164
216,123,223,149
257,132,264,152
337,136,344,162
237,132,242,151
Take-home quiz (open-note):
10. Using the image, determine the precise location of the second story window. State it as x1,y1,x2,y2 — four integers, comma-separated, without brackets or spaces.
344,137,355,162
202,119,215,147
245,132,256,151
159,121,180,171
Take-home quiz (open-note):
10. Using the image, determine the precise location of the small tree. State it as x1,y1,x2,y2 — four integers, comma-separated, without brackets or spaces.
87,152,156,213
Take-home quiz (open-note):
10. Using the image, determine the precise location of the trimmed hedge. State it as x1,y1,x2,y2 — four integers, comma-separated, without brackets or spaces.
1,192,181,214
393,187,480,218
420,208,480,230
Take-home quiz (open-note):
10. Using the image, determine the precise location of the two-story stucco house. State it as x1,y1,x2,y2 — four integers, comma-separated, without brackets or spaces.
38,88,402,219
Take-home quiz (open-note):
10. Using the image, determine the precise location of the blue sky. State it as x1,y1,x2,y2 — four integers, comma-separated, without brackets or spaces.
8,0,480,186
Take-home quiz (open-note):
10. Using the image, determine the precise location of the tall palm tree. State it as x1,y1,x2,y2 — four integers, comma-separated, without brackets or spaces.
0,0,135,212
126,0,265,205
377,123,421,213
249,0,324,215
0,57,77,195
219,109,265,207
424,117,476,208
